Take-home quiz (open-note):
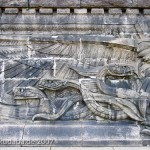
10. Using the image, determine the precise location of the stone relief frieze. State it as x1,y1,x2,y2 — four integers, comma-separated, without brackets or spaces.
0,35,150,136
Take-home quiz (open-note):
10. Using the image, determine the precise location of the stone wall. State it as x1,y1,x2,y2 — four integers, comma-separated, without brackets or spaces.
0,0,150,124
0,0,150,146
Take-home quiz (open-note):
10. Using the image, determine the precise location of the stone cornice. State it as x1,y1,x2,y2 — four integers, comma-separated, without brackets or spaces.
0,0,150,8
1,7,150,16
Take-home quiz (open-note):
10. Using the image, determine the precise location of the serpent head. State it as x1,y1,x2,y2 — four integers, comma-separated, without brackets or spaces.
107,64,135,77
13,87,46,99
13,87,33,99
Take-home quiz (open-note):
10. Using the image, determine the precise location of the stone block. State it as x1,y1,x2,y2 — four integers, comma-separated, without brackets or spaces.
53,148,113,150
134,0,150,8
144,9,150,15
52,148,92,150
23,122,82,146
74,9,87,14
81,0,127,7
22,9,36,15
109,8,122,15
39,8,53,14
0,0,28,7
126,9,140,15
0,123,24,142
114,148,150,150
30,0,80,7
82,122,142,146
1,14,18,24
5,8,19,14
0,122,147,146
57,9,70,14
81,0,150,8
91,9,104,14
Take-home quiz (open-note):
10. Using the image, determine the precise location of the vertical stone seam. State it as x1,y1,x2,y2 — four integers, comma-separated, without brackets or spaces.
81,121,83,146
1,61,5,102
53,58,56,77
27,0,30,8
136,121,143,146
21,121,27,146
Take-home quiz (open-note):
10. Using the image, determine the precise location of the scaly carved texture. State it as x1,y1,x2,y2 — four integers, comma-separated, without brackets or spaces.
80,62,145,122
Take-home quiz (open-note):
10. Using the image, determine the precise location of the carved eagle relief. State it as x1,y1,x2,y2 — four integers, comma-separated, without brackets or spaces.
0,34,150,136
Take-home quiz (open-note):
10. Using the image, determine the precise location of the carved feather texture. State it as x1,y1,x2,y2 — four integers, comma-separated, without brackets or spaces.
0,36,149,123
32,42,137,61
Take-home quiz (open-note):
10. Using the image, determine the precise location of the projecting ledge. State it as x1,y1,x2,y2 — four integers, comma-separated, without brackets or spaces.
0,121,149,147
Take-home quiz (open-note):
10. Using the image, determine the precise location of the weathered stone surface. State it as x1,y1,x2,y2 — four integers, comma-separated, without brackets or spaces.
81,0,150,8
39,8,53,14
82,122,142,146
30,35,136,48
0,0,28,7
4,59,53,79
55,59,79,79
22,8,36,14
57,9,70,14
3,0,149,8
74,9,87,14
0,13,141,25
22,121,82,146
144,9,150,15
30,0,80,7
126,9,140,15
0,0,150,147
0,24,138,36
0,121,148,146
0,123,24,143
5,8,19,14
109,9,122,15
91,8,104,14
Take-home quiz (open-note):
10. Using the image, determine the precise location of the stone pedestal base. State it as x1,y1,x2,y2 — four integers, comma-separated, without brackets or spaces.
0,121,149,147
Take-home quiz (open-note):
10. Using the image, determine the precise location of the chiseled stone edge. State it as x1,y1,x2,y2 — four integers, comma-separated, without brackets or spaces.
30,35,136,49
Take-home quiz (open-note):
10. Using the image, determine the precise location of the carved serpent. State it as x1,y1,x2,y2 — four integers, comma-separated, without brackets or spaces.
13,64,146,121
13,80,88,121
35,63,144,121
13,86,52,114
96,63,140,98
78,63,145,121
